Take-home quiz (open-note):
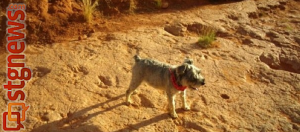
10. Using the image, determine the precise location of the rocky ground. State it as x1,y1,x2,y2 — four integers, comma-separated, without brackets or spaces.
0,0,300,131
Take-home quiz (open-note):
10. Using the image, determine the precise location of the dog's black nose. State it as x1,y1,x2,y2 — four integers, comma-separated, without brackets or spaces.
201,79,205,85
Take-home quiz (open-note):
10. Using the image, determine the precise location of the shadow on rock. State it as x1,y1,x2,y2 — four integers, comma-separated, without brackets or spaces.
114,108,188,132
30,94,125,132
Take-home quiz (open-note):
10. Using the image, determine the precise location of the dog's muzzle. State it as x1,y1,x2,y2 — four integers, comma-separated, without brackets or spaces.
201,79,205,85
191,79,205,90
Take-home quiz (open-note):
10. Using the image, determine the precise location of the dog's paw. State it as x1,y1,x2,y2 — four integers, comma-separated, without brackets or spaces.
170,113,178,118
184,106,190,111
126,100,132,106
132,90,138,95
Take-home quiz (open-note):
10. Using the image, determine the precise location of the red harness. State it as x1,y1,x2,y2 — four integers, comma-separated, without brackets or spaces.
169,69,187,91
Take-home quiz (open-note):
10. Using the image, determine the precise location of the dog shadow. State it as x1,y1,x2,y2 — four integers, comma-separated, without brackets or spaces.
30,94,125,132
113,108,189,132
30,93,200,131
113,113,169,132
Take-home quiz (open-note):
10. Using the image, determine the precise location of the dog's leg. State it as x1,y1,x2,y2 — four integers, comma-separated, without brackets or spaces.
126,78,142,105
181,90,190,110
167,93,178,118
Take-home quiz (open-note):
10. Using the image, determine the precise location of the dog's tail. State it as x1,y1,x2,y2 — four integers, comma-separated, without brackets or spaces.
134,55,141,62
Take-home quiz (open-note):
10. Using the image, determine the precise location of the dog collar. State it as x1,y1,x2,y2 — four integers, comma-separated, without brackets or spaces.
169,68,187,91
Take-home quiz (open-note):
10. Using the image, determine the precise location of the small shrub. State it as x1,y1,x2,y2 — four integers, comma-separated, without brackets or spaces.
129,0,138,14
197,26,216,48
128,0,137,14
82,0,98,23
155,0,162,8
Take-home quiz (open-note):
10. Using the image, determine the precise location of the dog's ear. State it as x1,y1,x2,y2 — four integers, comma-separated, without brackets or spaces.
176,64,188,75
184,58,193,65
